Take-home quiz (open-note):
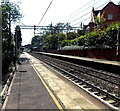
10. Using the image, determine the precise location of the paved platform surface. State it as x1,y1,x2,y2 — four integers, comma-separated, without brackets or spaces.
4,53,61,110
40,52,120,66
3,52,110,110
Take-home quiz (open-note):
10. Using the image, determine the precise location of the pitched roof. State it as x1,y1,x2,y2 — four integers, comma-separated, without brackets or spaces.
102,1,120,11
117,5,120,9
92,2,120,16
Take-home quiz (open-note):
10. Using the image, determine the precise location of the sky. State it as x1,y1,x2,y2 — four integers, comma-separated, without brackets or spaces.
10,0,120,45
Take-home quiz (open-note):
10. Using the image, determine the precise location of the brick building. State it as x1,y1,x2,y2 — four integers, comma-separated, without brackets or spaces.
85,1,120,33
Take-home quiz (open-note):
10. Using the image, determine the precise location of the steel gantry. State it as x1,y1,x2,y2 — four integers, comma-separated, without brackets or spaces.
18,25,81,36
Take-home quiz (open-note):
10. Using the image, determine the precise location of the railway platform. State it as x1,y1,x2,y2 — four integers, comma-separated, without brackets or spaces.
2,52,112,110
37,52,120,74
2,53,62,110
39,52,120,66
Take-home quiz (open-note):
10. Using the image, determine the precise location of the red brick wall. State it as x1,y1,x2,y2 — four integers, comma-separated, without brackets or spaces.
46,49,120,61
87,49,120,61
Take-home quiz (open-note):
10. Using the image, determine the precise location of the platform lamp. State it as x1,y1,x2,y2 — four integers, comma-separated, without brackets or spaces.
34,25,36,37
116,28,119,61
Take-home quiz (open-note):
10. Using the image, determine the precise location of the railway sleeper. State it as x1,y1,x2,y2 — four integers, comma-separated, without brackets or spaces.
99,95,107,99
85,87,92,91
74,79,80,83
83,85,90,88
78,82,83,85
91,91,99,94
88,87,100,93
69,77,75,80
80,84,87,87
107,100,116,104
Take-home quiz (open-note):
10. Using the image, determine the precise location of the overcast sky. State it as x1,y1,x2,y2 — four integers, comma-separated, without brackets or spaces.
10,0,120,45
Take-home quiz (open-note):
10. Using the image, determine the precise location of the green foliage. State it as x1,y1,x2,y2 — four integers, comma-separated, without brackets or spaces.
33,21,120,50
2,2,22,53
1,2,22,80
33,22,77,50
60,40,71,47
71,35,86,46
48,22,73,34
31,36,41,46
77,29,84,36
104,23,120,48
70,22,120,48
67,32,79,40
94,13,106,30
2,2,22,23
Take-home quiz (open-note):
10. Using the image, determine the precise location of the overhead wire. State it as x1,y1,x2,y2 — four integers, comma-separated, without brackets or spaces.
72,17,91,26
35,0,53,35
70,11,91,24
37,0,53,26
70,1,109,26
36,0,112,32
61,0,92,22
62,0,101,23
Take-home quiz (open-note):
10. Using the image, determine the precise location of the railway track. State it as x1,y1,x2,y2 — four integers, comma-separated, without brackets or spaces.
29,52,120,110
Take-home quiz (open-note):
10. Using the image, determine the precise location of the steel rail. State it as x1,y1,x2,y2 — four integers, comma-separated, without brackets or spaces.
29,52,120,108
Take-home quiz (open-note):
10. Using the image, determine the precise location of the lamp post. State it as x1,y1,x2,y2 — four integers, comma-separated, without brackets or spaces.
116,28,119,61
15,26,18,60
34,25,36,37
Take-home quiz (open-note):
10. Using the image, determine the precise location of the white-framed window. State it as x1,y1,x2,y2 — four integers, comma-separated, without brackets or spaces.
108,14,113,20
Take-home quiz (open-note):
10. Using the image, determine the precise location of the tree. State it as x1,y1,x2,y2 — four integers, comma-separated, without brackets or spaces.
38,22,72,49
66,32,78,40
53,22,65,33
77,29,84,36
64,22,73,33
94,14,106,30
52,22,72,34
2,2,22,52
31,36,41,47
1,2,22,81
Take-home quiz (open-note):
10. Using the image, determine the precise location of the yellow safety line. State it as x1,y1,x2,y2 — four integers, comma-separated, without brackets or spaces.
30,61,64,111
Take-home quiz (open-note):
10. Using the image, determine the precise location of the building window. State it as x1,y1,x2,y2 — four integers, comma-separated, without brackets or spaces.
108,14,113,20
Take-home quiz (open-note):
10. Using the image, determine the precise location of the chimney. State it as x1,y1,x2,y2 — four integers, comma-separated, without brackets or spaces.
92,7,94,12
